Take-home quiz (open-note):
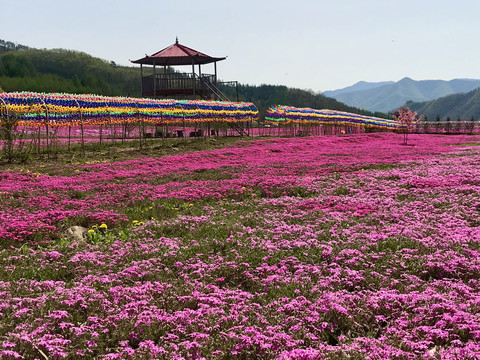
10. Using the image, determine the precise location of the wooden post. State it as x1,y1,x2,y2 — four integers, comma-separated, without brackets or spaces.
214,62,217,86
183,113,186,142
214,62,218,101
153,61,156,98
138,112,143,150
75,98,85,156
45,103,49,159
140,64,143,96
198,64,202,97
192,61,196,97
161,111,165,143
37,125,41,154
164,65,167,95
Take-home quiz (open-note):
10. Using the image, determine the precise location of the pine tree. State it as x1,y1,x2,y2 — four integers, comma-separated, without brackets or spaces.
445,117,452,134
423,115,429,133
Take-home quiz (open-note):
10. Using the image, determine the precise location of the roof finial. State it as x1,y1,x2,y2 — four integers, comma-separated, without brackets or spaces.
175,36,178,44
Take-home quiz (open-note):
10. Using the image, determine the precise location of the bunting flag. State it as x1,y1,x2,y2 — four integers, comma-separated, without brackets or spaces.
265,105,403,130
0,92,259,127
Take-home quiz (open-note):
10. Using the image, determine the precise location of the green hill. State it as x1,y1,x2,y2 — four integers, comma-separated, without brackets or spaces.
0,40,386,120
0,47,142,96
407,87,480,120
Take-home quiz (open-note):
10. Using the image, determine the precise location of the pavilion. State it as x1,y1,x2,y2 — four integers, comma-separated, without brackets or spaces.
131,38,237,100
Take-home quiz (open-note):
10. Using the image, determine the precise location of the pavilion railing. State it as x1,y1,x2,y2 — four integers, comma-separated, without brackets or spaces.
142,73,217,98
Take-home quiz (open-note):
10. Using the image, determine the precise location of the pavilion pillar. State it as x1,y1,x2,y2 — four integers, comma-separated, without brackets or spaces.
153,61,156,98
198,64,202,97
214,61,218,101
163,65,167,97
140,64,143,97
192,61,195,96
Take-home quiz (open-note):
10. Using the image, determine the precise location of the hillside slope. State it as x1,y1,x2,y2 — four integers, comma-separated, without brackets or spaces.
407,87,480,120
0,47,142,96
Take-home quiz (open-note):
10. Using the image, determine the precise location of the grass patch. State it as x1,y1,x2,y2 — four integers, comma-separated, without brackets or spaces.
375,236,421,253
334,187,350,196
361,163,400,171
455,143,480,146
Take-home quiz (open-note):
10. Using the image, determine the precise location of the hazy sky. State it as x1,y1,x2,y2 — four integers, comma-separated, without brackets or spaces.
2,0,480,92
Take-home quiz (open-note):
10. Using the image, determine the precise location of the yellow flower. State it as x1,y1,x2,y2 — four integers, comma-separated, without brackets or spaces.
132,220,139,224
88,229,95,234
189,203,194,207
99,223,108,229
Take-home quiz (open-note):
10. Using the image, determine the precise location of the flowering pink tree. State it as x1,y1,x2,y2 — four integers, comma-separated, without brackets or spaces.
392,106,423,145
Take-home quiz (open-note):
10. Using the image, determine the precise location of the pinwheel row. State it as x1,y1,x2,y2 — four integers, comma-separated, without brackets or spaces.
0,92,259,126
265,105,401,129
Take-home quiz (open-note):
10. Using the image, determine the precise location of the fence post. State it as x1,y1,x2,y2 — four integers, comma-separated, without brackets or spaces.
70,95,84,156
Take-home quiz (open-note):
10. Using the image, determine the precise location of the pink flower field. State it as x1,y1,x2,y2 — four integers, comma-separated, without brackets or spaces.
2,132,480,359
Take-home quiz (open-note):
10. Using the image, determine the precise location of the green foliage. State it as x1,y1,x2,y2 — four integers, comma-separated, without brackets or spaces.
0,53,36,77
220,83,386,120
86,224,116,245
0,48,142,96
0,74,84,94
0,113,34,163
409,87,480,121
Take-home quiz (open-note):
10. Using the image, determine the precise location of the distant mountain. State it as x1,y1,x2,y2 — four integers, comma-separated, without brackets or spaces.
323,81,394,98
323,77,480,113
407,87,480,120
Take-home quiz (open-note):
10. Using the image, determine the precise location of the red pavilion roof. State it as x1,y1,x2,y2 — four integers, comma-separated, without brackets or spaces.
131,38,226,66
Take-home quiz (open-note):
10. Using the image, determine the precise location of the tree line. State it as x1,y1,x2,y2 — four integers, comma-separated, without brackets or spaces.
414,115,479,134
0,47,142,96
219,83,386,120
